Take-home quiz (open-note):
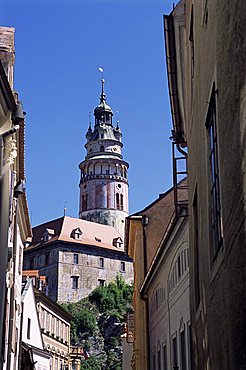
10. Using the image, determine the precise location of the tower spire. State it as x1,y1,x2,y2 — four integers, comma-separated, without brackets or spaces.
100,78,106,104
79,76,129,236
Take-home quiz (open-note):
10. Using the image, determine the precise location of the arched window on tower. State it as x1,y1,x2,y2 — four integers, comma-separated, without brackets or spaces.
116,193,120,210
120,194,124,210
82,194,88,211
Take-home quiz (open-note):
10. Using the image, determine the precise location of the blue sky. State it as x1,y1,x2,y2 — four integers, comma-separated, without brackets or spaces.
1,0,176,226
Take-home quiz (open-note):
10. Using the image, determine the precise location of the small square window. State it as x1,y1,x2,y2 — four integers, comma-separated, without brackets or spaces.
98,279,105,287
120,261,125,272
73,253,79,264
99,257,104,269
71,276,79,289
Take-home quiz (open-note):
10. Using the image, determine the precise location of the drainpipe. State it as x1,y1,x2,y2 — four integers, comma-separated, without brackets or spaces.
141,215,150,370
0,124,20,367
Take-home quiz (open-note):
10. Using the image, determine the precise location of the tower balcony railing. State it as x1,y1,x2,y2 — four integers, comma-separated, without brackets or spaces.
80,173,128,184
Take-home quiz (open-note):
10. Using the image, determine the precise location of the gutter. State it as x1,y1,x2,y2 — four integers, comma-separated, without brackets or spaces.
163,13,184,142
0,60,16,111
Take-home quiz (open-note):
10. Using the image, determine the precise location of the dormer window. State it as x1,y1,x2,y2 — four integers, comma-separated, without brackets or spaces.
43,229,55,242
71,228,82,240
113,237,123,248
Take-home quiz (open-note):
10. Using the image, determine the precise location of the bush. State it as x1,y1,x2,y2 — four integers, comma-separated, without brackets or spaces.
80,355,103,370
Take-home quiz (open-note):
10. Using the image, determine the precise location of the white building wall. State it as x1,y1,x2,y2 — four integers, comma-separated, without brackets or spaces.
22,281,50,370
147,220,190,370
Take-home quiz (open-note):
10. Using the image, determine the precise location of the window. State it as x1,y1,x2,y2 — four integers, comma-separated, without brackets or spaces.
73,253,79,264
177,255,181,278
71,228,82,240
173,336,178,368
40,308,44,329
60,323,63,340
45,253,50,265
206,87,223,260
72,276,79,289
29,259,34,270
153,354,156,370
56,319,59,337
100,145,104,151
116,193,120,209
46,313,50,332
27,318,31,339
188,324,194,370
120,261,125,272
120,194,123,209
163,344,167,370
116,193,123,210
157,349,161,370
82,194,88,211
99,257,104,268
98,279,105,287
51,317,54,334
180,330,187,370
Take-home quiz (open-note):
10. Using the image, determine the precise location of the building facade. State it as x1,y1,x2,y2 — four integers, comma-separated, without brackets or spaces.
79,79,129,237
125,187,187,370
35,288,72,370
21,279,51,370
24,216,133,303
0,26,32,370
141,215,190,370
164,1,246,368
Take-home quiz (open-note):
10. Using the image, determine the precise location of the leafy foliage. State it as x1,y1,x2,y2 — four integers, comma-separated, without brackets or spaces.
61,275,133,370
80,355,103,370
89,274,133,314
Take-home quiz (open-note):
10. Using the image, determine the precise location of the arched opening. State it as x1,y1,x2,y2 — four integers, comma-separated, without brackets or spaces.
100,145,104,152
120,194,124,210
116,193,120,209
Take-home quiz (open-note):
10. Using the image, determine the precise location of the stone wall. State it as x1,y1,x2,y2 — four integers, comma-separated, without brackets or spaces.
24,241,133,303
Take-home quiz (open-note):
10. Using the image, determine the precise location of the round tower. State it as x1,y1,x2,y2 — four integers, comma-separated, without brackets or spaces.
79,79,129,236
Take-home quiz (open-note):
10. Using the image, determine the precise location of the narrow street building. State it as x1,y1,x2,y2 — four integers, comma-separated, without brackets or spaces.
140,212,190,370
164,1,246,368
35,288,72,370
125,186,188,370
21,279,51,370
0,26,32,370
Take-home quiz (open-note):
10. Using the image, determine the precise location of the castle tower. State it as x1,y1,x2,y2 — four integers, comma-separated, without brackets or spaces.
79,79,129,236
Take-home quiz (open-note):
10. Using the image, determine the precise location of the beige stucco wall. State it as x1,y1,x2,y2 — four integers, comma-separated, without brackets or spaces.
176,1,246,368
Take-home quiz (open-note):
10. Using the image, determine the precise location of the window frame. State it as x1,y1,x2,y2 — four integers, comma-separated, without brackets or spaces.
71,276,79,289
120,261,126,272
99,257,104,269
73,253,79,264
206,85,223,262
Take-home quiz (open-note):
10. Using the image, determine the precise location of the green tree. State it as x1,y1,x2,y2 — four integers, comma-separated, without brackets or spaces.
80,355,103,370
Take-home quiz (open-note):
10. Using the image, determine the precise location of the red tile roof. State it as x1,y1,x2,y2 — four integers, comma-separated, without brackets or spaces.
27,216,124,252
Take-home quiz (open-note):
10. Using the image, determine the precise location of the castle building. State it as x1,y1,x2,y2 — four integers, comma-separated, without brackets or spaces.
23,77,133,303
79,79,129,237
23,216,133,303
